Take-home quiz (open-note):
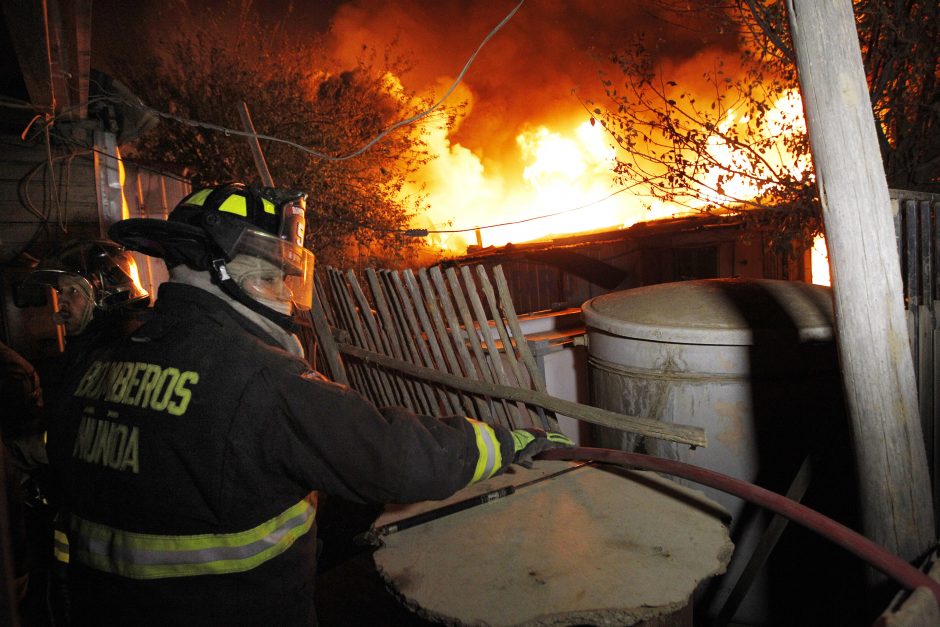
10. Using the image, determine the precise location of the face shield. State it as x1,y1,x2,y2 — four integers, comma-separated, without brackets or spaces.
224,228,315,312
26,240,149,310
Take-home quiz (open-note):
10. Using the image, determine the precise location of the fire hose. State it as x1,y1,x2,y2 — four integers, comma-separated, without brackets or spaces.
538,446,940,606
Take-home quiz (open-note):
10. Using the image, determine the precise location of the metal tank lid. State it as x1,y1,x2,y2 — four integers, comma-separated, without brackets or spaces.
581,278,835,346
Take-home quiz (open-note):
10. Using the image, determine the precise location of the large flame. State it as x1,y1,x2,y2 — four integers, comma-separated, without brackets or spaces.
410,117,676,253
408,87,824,279
697,89,811,207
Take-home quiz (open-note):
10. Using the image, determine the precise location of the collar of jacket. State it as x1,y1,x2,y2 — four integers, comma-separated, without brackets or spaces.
152,282,295,354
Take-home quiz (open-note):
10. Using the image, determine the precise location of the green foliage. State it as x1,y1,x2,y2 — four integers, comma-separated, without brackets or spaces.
111,1,438,269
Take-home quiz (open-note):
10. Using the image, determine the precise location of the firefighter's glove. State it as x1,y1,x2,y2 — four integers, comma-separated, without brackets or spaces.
511,428,574,468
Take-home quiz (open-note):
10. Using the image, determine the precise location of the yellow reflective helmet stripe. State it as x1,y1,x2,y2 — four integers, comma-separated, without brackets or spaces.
185,188,213,206
185,188,275,215
53,528,70,564
466,418,502,483
69,496,316,579
217,195,248,217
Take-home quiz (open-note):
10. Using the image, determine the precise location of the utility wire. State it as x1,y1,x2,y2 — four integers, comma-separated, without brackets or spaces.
8,1,633,240
114,0,526,163
420,185,639,235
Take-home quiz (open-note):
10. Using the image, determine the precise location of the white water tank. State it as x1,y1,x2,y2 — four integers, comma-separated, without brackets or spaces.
582,278,861,625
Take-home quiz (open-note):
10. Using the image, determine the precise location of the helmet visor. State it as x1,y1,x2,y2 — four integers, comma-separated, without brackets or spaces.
26,243,149,309
228,229,315,310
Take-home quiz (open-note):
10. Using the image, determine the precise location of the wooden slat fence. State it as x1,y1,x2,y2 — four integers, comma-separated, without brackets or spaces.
315,264,554,431
892,189,939,519
306,263,709,448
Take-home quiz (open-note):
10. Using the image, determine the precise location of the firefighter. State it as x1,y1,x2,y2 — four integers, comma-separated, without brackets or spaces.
46,183,573,627
22,239,151,626
27,239,151,368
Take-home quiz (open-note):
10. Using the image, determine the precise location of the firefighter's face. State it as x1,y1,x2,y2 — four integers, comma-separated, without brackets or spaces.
55,276,95,335
227,254,293,313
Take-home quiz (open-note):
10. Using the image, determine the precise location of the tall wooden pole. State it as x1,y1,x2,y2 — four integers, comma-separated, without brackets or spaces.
786,0,934,560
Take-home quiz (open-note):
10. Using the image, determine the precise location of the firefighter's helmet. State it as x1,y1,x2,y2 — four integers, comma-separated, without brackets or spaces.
109,183,315,328
28,239,149,310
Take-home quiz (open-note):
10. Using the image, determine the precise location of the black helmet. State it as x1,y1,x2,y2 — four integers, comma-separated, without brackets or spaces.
27,239,150,310
109,183,315,331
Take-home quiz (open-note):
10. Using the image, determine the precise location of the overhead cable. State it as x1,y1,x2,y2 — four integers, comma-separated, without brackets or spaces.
111,0,527,163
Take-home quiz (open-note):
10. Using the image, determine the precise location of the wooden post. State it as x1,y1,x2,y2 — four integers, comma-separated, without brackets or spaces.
237,101,274,187
786,0,935,559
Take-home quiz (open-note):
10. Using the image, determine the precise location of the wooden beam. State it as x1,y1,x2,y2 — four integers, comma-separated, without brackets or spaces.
337,341,708,448
786,0,935,559
2,0,57,112
1,0,92,118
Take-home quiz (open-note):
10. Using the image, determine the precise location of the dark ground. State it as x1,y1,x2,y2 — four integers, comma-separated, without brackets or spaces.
314,495,434,627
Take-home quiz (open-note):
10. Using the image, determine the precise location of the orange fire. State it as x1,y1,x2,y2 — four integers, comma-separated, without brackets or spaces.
408,116,676,254
407,86,829,289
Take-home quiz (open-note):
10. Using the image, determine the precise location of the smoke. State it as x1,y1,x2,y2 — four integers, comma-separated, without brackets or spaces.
323,1,734,161
90,0,739,246
318,1,738,242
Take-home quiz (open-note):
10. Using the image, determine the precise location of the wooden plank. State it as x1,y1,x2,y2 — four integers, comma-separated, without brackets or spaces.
476,265,528,389
492,265,556,431
325,269,376,403
494,265,547,393
365,269,428,414
934,303,940,527
403,270,462,415
417,268,479,418
787,0,935,558
327,268,387,407
315,273,337,328
308,282,348,385
429,267,496,423
475,265,539,428
919,305,934,474
905,200,920,307
921,201,934,304
345,269,398,407
337,342,708,448
379,270,438,415
459,266,523,428
444,266,511,427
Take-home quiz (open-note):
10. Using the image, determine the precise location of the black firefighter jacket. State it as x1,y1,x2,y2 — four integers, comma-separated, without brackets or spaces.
47,282,516,627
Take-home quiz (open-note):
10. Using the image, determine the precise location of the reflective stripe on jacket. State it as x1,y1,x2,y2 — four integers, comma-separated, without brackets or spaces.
69,495,316,579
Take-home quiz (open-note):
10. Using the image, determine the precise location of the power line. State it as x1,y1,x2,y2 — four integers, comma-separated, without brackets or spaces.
112,0,526,163
7,0,638,241
422,185,638,235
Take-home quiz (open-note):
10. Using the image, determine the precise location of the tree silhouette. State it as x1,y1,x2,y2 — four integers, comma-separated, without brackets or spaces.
110,1,448,269
590,0,938,254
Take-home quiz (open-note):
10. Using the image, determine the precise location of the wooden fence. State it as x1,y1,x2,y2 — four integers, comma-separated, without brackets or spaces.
306,263,708,448
892,189,939,513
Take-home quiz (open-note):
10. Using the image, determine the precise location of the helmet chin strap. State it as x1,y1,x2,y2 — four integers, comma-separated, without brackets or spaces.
210,258,297,333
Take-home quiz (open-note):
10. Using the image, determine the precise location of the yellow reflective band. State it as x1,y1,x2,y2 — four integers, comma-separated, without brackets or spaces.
467,418,502,483
70,496,316,580
511,429,535,453
53,529,70,564
217,195,248,217
185,188,212,206
261,198,276,214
